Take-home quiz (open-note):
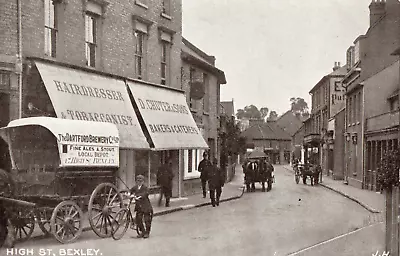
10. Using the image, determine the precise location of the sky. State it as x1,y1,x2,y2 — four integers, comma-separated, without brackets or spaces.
182,0,371,116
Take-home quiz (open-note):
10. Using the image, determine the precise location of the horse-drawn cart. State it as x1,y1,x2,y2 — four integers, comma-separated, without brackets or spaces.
242,150,274,192
293,162,321,186
0,117,123,244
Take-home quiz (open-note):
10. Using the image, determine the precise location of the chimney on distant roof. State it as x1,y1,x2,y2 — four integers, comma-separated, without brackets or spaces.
369,0,386,26
333,61,341,71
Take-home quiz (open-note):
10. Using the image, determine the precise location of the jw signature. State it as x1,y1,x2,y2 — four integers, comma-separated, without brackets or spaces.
372,251,390,256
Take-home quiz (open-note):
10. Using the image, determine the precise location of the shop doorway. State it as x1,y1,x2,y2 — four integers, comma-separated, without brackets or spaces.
0,93,11,171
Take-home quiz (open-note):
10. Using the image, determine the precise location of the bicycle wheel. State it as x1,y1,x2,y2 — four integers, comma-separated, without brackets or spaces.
112,208,129,241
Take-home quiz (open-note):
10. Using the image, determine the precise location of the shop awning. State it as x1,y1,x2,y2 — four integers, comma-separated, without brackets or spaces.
126,81,209,150
34,61,150,149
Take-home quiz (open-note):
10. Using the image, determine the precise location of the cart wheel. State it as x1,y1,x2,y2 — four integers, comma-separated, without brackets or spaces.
35,208,52,235
295,174,300,184
10,209,35,242
88,183,123,238
50,201,83,244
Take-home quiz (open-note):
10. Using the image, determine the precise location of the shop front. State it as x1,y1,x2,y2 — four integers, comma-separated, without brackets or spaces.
30,59,150,191
126,80,209,197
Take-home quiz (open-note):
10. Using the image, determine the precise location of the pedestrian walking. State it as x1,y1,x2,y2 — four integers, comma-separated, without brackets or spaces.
208,158,226,207
130,175,153,239
198,152,212,198
157,158,174,207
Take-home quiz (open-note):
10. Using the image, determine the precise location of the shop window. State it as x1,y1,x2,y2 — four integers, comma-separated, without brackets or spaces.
44,0,57,57
134,31,145,79
0,72,10,89
184,149,204,179
85,13,97,67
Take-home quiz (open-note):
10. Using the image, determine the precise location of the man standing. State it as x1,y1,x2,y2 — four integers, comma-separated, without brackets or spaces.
0,168,15,248
198,152,212,198
157,158,174,207
208,158,226,207
130,175,153,239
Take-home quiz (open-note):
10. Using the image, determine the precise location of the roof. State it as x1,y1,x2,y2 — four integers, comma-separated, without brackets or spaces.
220,101,235,117
309,65,348,94
275,111,303,136
241,122,291,141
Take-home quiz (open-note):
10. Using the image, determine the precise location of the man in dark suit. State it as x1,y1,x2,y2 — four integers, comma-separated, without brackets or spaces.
157,158,174,207
198,152,212,198
130,175,153,239
208,158,226,207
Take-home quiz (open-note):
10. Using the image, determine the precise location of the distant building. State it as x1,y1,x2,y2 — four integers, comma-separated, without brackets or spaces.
241,121,291,164
276,110,303,137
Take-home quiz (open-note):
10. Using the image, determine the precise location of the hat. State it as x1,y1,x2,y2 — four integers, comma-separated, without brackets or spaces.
136,175,145,181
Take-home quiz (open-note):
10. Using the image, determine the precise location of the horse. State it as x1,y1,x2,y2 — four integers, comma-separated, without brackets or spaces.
244,160,258,192
243,159,272,192
302,164,321,186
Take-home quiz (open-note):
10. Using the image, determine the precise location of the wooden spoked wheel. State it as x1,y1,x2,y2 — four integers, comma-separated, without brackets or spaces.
50,201,83,244
35,207,53,235
88,183,123,238
10,209,35,242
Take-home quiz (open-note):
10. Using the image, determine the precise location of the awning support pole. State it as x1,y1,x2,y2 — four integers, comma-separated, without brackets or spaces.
148,152,151,187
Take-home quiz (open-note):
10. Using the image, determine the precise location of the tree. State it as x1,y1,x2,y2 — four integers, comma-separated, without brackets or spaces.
236,105,263,119
222,118,247,156
377,149,400,190
290,97,309,116
267,111,278,121
260,107,269,119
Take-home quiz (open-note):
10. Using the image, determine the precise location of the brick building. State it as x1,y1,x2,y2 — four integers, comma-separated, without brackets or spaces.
303,62,347,174
343,0,400,189
0,0,225,197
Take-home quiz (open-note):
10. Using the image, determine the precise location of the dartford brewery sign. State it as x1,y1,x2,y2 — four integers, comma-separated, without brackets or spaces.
35,61,150,149
58,133,119,167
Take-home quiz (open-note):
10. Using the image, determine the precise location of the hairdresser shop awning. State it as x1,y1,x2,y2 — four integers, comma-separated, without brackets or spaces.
126,81,209,150
34,61,150,149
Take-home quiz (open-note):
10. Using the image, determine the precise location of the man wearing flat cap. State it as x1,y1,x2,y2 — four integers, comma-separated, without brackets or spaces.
130,175,153,239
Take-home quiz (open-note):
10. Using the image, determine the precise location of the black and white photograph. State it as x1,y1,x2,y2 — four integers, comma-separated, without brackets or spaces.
0,0,397,255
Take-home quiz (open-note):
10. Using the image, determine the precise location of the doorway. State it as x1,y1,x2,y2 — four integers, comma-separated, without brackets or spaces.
0,93,10,171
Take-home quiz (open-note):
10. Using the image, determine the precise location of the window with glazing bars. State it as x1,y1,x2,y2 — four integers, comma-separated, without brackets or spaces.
134,31,144,79
0,72,10,88
85,14,97,67
161,42,167,85
44,0,57,57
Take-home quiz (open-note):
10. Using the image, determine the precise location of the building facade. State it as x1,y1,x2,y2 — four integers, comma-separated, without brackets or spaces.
0,0,225,197
304,62,347,174
343,0,400,189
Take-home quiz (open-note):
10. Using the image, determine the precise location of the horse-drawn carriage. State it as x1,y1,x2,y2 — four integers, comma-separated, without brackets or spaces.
242,150,274,192
293,161,321,186
0,117,125,245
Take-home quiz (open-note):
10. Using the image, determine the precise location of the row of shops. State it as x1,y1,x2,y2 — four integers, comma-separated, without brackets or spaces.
0,57,212,198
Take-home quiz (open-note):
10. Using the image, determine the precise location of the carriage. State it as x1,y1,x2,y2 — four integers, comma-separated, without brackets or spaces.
242,150,274,192
0,117,125,244
293,162,321,186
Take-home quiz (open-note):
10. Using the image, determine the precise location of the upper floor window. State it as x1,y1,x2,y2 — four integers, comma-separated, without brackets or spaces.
85,13,97,67
0,72,10,89
134,31,145,79
161,0,171,16
44,0,57,57
203,73,209,112
159,30,172,85
346,46,355,70
189,68,197,109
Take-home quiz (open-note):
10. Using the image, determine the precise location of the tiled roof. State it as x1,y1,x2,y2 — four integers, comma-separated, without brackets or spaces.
241,122,291,141
220,101,235,117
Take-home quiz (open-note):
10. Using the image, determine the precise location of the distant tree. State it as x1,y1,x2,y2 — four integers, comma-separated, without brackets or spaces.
267,111,278,121
260,107,269,119
236,105,262,119
223,118,247,156
290,97,309,116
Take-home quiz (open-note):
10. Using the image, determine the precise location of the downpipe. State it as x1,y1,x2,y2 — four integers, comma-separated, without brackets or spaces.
17,0,23,119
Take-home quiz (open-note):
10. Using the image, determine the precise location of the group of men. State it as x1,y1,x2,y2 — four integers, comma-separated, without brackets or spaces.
198,152,226,207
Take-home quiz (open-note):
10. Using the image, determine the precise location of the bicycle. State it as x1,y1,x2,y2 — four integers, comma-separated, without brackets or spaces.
111,191,146,240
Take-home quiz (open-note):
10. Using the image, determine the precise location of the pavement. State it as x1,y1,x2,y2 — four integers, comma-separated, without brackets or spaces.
282,164,385,214
27,165,245,240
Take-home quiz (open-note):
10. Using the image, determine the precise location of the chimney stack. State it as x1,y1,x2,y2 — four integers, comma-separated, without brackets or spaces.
369,0,386,26
333,61,341,71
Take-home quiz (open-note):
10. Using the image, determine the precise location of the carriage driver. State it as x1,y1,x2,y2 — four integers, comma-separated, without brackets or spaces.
0,168,15,248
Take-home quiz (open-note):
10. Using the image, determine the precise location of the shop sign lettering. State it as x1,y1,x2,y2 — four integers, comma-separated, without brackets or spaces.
148,124,199,134
58,133,119,145
60,144,119,167
137,98,189,115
